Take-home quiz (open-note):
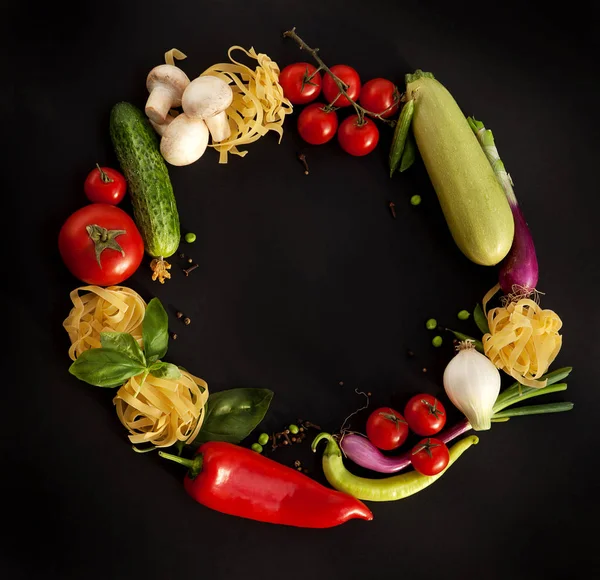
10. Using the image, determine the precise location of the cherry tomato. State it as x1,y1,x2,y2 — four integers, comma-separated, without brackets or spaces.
365,407,409,451
359,78,400,118
279,62,322,105
84,164,127,205
297,103,338,145
404,394,447,436
410,437,450,476
58,203,144,286
337,115,379,156
321,65,361,107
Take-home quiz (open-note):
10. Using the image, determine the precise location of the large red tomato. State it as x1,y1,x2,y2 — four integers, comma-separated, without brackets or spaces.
58,203,144,286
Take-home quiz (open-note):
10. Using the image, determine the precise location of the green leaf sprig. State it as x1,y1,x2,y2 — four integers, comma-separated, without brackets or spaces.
69,297,181,388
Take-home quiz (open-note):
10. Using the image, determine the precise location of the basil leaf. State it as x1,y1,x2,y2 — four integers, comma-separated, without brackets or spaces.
100,332,145,366
188,388,274,449
474,303,490,335
142,297,169,362
69,348,147,388
148,362,181,380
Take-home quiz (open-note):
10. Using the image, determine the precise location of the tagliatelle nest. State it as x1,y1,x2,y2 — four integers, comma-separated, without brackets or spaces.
63,286,147,361
113,370,209,448
482,285,563,388
64,284,209,448
201,46,294,163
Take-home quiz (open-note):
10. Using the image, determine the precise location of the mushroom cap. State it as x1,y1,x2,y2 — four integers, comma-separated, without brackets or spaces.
182,75,233,119
146,64,190,104
160,114,209,167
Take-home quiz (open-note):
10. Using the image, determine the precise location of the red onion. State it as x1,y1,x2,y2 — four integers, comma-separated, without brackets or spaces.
498,202,539,296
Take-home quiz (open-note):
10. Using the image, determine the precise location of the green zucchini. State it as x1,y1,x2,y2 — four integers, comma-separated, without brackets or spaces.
109,102,180,266
406,70,514,266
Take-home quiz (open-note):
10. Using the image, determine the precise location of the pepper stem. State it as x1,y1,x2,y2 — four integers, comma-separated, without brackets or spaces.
311,432,342,458
158,450,204,479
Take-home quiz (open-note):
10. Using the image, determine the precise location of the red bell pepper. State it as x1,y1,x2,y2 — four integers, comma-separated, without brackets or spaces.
159,441,373,528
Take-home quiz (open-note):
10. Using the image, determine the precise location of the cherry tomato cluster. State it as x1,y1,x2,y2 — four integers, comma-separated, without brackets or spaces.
365,394,449,476
59,164,145,286
278,62,400,157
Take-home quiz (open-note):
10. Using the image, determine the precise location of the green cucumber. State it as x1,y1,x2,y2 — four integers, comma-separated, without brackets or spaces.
405,70,514,266
109,102,180,262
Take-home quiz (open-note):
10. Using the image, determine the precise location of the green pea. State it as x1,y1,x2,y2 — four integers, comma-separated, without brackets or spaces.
251,443,263,453
289,424,299,435
410,195,421,206
458,309,470,320
184,232,197,243
258,432,269,446
432,335,443,347
425,318,437,330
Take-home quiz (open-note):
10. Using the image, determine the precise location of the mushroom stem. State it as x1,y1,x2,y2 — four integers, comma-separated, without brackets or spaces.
150,114,175,137
205,111,231,143
146,86,178,124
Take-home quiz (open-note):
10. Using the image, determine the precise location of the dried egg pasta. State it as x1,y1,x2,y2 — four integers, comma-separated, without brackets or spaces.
202,46,293,163
63,286,146,361
482,284,563,388
114,369,209,448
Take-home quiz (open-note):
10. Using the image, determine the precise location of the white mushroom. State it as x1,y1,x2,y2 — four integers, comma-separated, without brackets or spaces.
149,113,175,136
159,114,209,166
182,75,233,143
145,65,190,125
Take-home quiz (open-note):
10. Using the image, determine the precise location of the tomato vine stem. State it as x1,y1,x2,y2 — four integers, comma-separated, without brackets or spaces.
283,27,398,127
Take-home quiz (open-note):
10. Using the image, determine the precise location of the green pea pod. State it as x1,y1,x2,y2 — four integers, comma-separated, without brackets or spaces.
399,132,417,172
389,99,415,177
312,433,478,502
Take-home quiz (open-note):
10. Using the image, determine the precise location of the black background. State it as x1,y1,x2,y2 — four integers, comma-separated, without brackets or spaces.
6,1,599,579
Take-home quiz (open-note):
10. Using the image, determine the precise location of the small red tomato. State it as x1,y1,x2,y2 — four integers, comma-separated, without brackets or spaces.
297,102,338,145
279,62,322,105
410,437,450,476
404,394,447,436
321,65,361,107
365,407,409,451
84,164,127,205
58,203,144,286
359,78,401,118
337,115,379,156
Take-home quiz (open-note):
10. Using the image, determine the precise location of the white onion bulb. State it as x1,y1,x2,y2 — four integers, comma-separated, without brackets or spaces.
443,341,501,431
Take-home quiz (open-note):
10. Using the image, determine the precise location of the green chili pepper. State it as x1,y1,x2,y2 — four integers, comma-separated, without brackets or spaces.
312,433,479,502
389,99,415,176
